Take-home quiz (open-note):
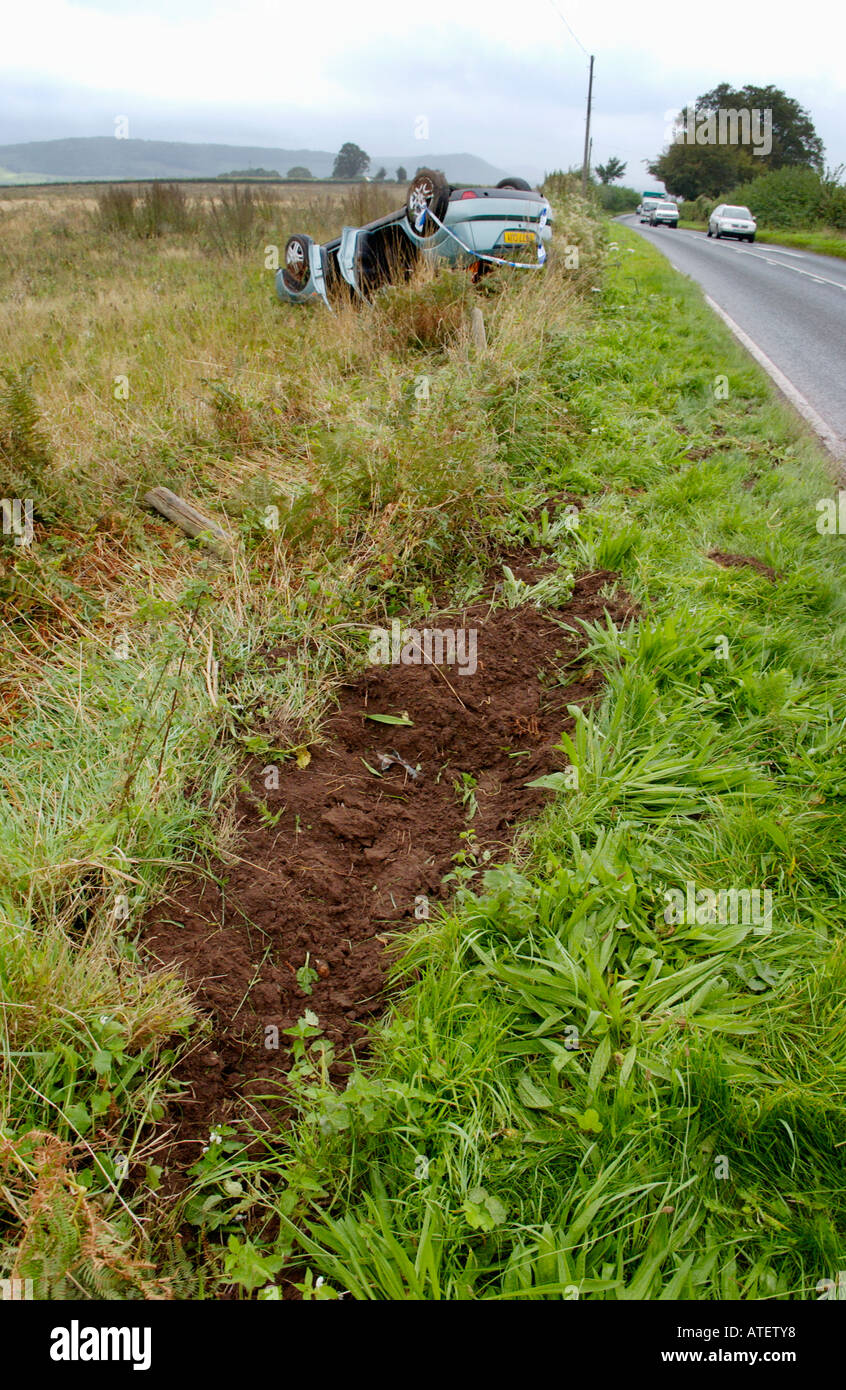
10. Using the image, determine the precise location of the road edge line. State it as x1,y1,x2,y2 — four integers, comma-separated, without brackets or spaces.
704,293,846,474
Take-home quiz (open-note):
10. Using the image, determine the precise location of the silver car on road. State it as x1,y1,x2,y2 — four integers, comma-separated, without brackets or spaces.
708,204,757,242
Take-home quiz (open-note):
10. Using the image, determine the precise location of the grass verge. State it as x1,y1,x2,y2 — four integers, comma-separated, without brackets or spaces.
187,226,846,1301
2,188,845,1299
0,177,601,1294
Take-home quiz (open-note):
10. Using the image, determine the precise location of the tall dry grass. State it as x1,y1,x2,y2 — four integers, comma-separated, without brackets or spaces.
0,175,599,1291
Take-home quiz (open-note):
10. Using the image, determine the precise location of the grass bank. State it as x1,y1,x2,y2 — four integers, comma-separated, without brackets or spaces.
196,227,846,1301
2,186,845,1299
0,177,601,1294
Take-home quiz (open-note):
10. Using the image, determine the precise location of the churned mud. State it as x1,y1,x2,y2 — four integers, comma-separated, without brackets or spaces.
143,563,636,1170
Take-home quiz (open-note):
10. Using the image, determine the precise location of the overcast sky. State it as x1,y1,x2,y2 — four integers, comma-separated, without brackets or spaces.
3,0,844,181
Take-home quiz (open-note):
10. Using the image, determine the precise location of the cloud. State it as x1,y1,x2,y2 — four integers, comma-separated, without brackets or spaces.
2,0,844,173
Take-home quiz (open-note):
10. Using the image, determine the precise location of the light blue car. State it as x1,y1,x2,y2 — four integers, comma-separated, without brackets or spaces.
275,169,553,306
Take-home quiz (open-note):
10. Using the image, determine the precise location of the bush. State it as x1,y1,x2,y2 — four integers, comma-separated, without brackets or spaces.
0,366,56,520
542,170,583,202
96,183,194,237
203,184,279,255
137,183,193,237
96,186,136,234
688,165,846,230
820,168,846,229
596,184,641,213
681,193,716,223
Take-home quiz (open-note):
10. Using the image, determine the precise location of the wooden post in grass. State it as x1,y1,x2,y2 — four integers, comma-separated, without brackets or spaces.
142,487,233,557
470,307,487,352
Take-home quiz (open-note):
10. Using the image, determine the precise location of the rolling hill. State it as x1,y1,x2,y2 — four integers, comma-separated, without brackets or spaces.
0,137,513,185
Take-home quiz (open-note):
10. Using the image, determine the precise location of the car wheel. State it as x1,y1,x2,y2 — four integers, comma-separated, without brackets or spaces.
714,227,721,238
406,169,450,238
748,234,756,242
707,226,712,236
496,176,532,191
281,233,312,293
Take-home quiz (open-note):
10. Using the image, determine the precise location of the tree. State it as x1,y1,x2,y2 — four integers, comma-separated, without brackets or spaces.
374,167,386,181
332,142,370,179
395,166,407,182
648,142,749,201
696,84,824,170
649,83,825,200
595,156,627,185
286,166,312,180
219,167,280,178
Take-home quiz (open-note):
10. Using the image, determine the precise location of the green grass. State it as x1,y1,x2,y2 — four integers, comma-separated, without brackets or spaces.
188,226,846,1301
2,185,845,1299
0,177,602,1293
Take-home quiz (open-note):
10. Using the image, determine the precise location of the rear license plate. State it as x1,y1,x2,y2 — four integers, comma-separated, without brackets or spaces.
503,230,535,244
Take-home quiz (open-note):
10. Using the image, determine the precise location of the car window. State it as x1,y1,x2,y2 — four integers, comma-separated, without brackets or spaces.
723,206,752,218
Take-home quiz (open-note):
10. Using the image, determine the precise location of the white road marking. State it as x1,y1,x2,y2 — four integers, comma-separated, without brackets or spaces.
702,239,844,287
727,244,846,290
629,220,846,289
704,294,846,470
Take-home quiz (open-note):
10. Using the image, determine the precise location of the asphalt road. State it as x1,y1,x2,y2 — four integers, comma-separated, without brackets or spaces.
619,215,846,457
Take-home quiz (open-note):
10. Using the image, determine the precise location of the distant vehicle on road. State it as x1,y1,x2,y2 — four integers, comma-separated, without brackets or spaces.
275,169,553,306
647,201,679,228
639,190,664,223
708,205,757,242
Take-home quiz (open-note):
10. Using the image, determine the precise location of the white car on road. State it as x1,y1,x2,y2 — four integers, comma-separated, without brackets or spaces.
708,205,757,242
647,200,679,227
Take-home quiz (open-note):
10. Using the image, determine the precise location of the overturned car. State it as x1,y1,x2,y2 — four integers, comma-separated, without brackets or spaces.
275,169,553,306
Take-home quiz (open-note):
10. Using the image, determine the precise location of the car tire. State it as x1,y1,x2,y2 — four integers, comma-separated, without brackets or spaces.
714,227,721,238
748,234,756,242
406,169,450,239
496,176,532,191
281,233,313,293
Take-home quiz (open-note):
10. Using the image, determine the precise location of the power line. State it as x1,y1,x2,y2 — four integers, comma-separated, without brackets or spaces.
545,0,590,57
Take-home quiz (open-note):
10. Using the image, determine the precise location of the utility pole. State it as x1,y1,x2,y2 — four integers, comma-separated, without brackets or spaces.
581,53,594,195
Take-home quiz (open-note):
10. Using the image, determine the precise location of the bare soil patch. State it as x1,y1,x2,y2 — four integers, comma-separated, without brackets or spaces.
708,549,779,582
142,566,635,1171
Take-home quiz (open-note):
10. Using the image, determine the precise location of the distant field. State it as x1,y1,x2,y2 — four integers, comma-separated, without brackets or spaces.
0,177,395,208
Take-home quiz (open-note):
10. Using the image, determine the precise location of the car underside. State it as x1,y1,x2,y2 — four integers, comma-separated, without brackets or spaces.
275,169,553,307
